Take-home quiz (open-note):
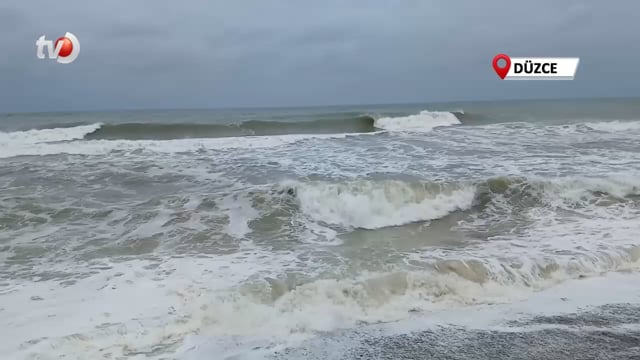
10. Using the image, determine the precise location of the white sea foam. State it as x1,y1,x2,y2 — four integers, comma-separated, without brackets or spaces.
539,175,640,201
244,272,640,360
288,176,640,231
3,172,640,358
5,250,640,360
0,132,356,159
585,120,640,132
290,180,476,229
374,110,460,132
0,123,102,145
220,193,260,238
2,110,640,360
1,252,300,360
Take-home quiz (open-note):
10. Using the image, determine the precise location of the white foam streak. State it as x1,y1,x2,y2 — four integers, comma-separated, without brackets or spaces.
0,133,354,159
374,110,460,132
585,120,640,132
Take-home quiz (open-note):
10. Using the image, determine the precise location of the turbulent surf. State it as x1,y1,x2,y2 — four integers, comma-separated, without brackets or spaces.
1,99,640,359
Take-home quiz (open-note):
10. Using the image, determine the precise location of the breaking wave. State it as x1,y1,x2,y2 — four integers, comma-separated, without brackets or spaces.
15,247,640,359
283,180,476,229
373,110,461,132
0,123,102,144
0,110,463,146
84,116,378,140
273,176,640,230
2,114,638,160
584,120,640,132
78,110,462,139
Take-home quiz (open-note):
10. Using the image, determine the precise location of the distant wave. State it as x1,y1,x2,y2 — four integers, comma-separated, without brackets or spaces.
0,123,102,144
84,116,378,140
0,110,467,145
83,110,463,140
374,110,461,132
585,120,640,132
3,114,640,159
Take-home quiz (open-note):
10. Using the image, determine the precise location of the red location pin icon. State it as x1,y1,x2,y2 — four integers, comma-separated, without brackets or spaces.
492,54,511,80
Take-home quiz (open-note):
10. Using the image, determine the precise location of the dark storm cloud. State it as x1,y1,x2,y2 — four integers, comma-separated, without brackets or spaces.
1,0,639,112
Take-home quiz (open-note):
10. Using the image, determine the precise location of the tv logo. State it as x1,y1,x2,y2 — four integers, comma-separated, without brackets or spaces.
36,32,80,64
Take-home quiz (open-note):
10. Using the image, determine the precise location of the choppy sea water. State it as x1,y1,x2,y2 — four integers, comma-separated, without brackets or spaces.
1,98,640,359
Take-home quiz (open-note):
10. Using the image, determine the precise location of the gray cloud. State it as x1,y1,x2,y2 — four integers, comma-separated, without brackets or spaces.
0,7,27,32
101,24,170,40
1,0,639,112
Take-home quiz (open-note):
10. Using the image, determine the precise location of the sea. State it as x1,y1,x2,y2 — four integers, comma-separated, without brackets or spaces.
1,97,640,359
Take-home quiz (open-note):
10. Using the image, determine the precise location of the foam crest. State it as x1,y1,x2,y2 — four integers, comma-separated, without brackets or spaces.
284,176,640,231
0,123,102,145
289,180,476,229
542,176,640,201
374,110,461,132
585,120,640,132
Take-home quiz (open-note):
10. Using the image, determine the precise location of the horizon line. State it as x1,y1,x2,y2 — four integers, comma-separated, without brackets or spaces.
2,95,639,116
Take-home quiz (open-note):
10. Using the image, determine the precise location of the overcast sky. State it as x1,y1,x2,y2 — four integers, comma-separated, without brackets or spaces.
1,0,639,112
